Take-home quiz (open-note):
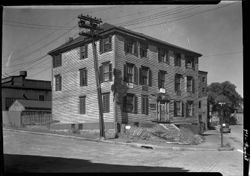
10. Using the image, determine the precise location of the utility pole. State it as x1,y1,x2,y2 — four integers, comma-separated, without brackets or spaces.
218,102,225,147
78,14,105,139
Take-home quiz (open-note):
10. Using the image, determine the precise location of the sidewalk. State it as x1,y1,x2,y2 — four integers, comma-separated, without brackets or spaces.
3,127,230,151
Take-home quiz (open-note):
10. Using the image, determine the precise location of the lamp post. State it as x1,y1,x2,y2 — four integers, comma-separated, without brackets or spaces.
218,102,225,147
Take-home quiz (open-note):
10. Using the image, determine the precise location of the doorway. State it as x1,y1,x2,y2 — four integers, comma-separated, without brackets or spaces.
157,101,169,122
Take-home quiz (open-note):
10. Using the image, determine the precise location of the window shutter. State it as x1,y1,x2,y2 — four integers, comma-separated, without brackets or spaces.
109,35,112,51
186,102,189,117
80,70,83,86
134,95,138,114
123,64,127,82
134,42,138,57
123,96,127,112
192,78,195,93
99,39,103,53
158,71,160,88
146,96,149,115
182,102,185,117
99,65,103,83
166,50,169,64
134,65,138,85
109,63,112,81
158,48,161,63
174,101,177,117
139,67,142,85
141,96,144,114
85,44,88,58
59,75,62,91
124,41,127,53
149,69,152,87
84,69,88,86
175,75,177,92
53,57,55,67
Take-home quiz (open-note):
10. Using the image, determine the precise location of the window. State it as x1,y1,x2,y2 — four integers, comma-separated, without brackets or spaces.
187,76,194,93
202,87,206,93
5,97,16,110
39,95,44,101
55,74,62,91
186,56,194,69
79,96,86,114
123,94,138,113
125,39,138,56
158,70,166,88
80,44,88,59
174,101,184,117
53,54,62,68
139,66,152,86
140,43,148,58
141,95,149,115
174,52,181,66
158,48,169,64
100,36,112,53
175,74,182,93
199,101,201,108
202,77,206,83
79,68,87,86
102,93,110,113
124,63,138,84
186,101,194,117
100,62,112,82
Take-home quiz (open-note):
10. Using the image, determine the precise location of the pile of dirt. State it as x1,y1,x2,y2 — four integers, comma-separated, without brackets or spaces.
120,123,205,145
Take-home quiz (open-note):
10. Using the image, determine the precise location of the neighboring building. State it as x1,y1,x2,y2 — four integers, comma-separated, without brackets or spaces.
198,70,208,131
48,23,207,133
2,71,51,111
7,100,52,127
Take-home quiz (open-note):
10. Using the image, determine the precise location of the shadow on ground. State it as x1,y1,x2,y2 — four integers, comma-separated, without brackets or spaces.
4,154,189,172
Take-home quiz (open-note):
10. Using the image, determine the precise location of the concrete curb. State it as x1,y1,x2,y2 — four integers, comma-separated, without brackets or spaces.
3,128,219,151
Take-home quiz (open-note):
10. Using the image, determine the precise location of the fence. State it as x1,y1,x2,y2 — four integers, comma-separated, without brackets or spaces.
21,111,52,126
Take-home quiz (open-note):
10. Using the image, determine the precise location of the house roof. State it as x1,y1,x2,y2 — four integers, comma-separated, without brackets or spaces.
48,23,202,57
2,76,51,90
16,100,51,110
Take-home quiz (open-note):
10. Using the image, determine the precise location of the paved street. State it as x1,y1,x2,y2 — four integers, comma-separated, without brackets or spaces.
3,129,243,175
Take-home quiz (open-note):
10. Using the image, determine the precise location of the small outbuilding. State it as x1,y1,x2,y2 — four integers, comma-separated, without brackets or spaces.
7,100,52,127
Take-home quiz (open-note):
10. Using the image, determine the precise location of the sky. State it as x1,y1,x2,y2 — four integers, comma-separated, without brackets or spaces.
2,2,243,97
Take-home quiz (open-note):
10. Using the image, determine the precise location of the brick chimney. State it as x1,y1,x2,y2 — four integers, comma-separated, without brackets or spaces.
19,71,27,79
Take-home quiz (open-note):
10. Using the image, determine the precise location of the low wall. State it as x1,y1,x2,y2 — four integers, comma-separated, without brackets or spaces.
2,111,22,127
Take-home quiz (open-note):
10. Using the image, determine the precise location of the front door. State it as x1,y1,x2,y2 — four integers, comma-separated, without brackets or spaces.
158,102,169,122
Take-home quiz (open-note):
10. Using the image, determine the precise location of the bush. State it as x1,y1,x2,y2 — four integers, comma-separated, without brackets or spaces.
229,116,237,125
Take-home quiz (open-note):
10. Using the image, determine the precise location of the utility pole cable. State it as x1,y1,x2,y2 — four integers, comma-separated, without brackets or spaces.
78,14,105,139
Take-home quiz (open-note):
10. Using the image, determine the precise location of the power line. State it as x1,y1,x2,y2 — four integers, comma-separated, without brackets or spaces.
202,51,242,58
128,3,238,30
4,23,73,30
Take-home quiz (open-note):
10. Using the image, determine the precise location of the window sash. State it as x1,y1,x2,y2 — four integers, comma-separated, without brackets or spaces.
187,77,193,92
187,102,193,117
102,93,110,113
176,101,181,116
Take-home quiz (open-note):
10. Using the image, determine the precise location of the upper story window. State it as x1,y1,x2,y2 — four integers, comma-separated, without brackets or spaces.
140,43,148,58
158,48,169,64
175,74,182,94
186,56,195,69
174,52,181,67
55,74,62,91
123,93,138,114
158,70,166,89
100,36,112,53
80,44,88,59
187,76,195,93
124,63,138,84
79,68,87,86
202,77,206,83
53,54,62,68
100,62,112,82
139,66,152,86
124,39,138,56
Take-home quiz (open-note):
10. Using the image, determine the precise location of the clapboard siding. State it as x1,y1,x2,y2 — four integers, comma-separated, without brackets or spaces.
114,34,199,124
52,36,115,124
